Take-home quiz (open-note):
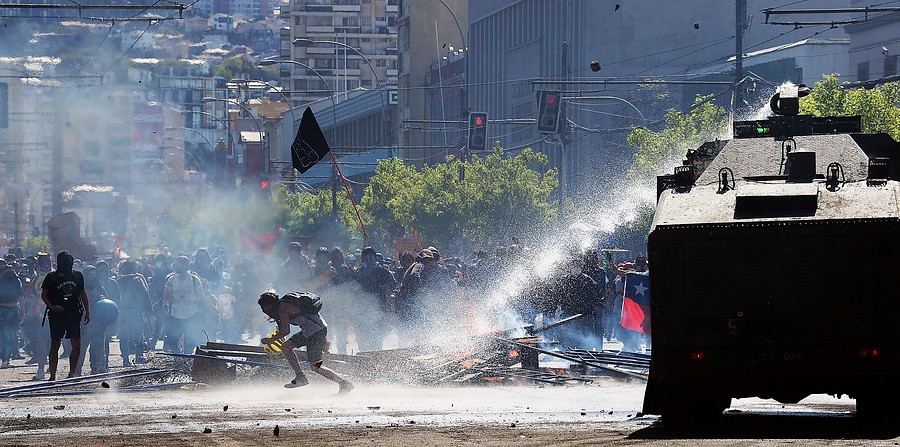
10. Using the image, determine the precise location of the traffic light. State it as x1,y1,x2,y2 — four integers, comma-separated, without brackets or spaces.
260,177,270,190
537,90,562,134
467,112,488,153
0,83,8,129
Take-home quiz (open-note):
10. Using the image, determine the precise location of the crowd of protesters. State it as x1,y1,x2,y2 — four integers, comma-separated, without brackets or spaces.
0,237,650,381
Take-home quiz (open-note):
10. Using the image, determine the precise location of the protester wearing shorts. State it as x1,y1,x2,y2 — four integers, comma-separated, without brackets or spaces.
258,291,352,394
41,251,90,381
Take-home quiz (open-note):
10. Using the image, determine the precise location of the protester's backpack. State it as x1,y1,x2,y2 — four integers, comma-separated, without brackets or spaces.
280,291,322,314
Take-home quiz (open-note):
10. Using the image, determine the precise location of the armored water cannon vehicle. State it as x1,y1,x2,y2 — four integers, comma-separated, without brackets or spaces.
643,83,900,424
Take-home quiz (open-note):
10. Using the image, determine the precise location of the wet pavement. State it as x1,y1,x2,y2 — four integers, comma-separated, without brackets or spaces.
2,341,898,446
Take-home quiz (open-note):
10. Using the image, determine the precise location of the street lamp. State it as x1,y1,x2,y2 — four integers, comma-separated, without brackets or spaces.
230,78,298,136
166,126,214,151
202,96,265,174
292,38,388,146
259,58,340,223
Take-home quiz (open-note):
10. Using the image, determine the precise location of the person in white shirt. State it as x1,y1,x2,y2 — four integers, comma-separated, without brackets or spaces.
163,256,213,354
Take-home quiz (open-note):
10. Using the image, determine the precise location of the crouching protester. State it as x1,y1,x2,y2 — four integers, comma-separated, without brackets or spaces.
41,251,90,380
258,292,353,394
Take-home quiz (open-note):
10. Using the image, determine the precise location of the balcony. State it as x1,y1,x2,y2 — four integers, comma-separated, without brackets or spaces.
306,46,336,54
386,5,398,13
386,68,398,76
336,68,362,76
333,4,360,12
307,25,334,33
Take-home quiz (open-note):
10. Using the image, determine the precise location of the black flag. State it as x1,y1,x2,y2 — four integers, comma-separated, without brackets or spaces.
291,107,331,174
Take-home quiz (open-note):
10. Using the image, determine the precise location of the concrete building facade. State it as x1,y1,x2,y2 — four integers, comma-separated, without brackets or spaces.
279,0,400,105
846,1,900,84
395,0,467,166
466,0,850,209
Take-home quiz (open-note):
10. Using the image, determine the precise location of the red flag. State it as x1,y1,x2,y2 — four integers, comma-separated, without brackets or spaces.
241,227,282,254
621,272,651,335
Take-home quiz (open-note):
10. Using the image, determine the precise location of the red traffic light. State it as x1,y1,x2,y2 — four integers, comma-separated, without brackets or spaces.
474,117,484,126
546,95,557,105
260,181,270,189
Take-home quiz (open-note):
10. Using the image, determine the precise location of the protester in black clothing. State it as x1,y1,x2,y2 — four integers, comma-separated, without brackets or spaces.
41,251,90,380
353,247,397,350
147,254,172,349
277,242,313,292
117,260,151,366
0,260,23,368
191,248,221,289
330,248,353,285
75,266,109,375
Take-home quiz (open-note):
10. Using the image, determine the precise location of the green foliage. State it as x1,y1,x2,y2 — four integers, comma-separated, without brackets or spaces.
359,145,558,250
273,186,362,249
21,235,50,257
131,58,203,77
626,95,729,179
212,56,279,82
799,74,900,140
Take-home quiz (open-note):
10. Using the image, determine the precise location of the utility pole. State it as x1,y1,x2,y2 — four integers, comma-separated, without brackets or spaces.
558,40,569,224
734,0,746,114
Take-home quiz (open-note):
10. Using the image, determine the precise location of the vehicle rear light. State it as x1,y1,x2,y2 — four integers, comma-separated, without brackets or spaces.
691,351,704,361
859,348,881,357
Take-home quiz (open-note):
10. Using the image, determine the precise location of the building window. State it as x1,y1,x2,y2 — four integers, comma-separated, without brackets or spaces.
314,58,335,69
361,17,371,27
857,61,870,81
376,59,386,67
885,56,898,78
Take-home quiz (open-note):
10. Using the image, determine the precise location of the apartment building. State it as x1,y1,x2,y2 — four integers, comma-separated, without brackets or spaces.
279,0,400,105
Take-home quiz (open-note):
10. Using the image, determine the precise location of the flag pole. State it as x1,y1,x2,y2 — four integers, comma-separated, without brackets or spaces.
328,151,370,246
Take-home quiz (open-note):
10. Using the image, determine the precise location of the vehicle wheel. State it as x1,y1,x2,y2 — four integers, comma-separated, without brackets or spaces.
856,392,894,422
661,394,730,428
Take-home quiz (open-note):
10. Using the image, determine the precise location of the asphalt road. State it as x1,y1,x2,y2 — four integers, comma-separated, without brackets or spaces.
2,371,899,447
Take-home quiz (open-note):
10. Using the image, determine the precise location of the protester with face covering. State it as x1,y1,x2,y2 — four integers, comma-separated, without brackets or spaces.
191,248,221,289
147,254,173,349
277,242,313,293
353,247,397,351
75,266,110,375
117,260,152,366
41,251,90,380
0,260,23,368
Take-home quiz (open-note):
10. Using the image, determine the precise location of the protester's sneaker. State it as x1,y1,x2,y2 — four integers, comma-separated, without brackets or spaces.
284,374,309,388
32,370,45,381
337,381,354,395
1,360,10,368
24,357,37,365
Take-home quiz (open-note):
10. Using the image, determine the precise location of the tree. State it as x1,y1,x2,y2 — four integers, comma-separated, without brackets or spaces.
273,187,362,249
360,145,558,250
626,95,729,180
799,74,900,141
212,56,279,82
